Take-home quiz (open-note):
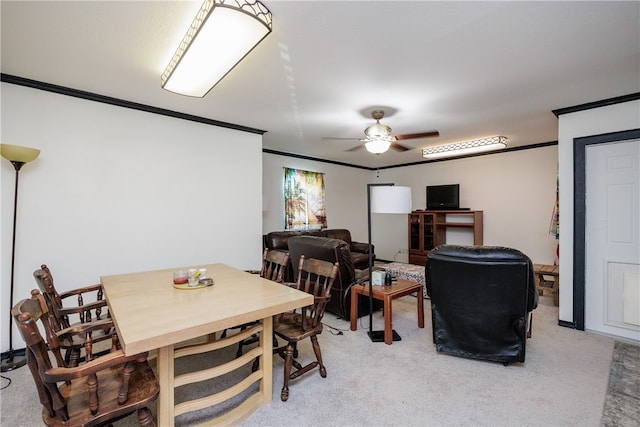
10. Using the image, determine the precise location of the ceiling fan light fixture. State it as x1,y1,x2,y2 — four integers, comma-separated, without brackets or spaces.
364,122,393,139
422,136,507,159
364,138,392,154
161,0,272,97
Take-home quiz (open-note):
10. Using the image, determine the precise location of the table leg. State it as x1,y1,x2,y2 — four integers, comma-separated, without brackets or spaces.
260,316,273,404
350,287,359,331
384,296,392,345
417,291,425,328
156,344,175,427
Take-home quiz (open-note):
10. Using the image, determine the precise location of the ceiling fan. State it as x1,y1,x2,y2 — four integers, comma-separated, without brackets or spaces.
323,110,439,154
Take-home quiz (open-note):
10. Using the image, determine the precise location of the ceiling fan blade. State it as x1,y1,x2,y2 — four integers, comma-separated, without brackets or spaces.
345,144,364,152
321,136,361,141
390,141,411,152
395,130,440,140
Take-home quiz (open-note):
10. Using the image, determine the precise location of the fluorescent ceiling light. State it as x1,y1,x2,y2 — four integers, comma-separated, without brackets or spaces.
161,0,272,97
422,136,507,159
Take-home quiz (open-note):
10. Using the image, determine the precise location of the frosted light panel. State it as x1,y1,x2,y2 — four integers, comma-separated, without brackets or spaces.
371,186,412,214
162,3,272,97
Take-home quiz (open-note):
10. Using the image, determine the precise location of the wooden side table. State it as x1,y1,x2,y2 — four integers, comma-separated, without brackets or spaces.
534,263,559,306
350,279,425,345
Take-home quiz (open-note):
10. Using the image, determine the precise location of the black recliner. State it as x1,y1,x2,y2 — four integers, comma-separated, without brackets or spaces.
425,244,538,364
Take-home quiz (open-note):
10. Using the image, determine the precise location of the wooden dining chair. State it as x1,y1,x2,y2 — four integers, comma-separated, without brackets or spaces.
12,290,160,427
33,264,114,367
233,249,291,358
273,255,338,401
260,249,290,283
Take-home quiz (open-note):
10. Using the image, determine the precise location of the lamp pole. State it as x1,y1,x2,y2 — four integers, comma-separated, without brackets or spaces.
2,162,26,371
366,182,394,343
1,144,40,372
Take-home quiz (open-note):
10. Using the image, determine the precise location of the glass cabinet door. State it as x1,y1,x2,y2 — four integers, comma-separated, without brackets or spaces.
409,214,420,251
423,214,434,250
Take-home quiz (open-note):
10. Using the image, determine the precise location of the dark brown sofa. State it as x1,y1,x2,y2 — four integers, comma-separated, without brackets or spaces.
264,229,374,281
286,235,382,320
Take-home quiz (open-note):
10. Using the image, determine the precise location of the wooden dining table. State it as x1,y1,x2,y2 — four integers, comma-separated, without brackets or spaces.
101,263,313,426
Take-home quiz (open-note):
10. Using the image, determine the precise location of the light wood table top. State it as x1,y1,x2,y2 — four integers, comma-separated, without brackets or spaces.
101,263,313,426
102,263,312,356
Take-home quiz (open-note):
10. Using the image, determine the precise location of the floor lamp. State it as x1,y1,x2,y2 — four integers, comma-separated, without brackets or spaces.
1,143,41,372
367,183,412,342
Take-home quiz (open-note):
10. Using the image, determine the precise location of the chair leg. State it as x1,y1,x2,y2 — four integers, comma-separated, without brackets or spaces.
137,406,155,427
310,335,326,378
280,342,295,401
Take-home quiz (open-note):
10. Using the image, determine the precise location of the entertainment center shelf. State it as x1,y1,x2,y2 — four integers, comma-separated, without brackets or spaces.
408,210,483,266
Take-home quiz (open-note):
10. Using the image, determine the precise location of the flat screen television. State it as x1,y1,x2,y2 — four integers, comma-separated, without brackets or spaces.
426,184,460,210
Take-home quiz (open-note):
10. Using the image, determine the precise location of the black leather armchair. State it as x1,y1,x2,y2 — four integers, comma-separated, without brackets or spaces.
425,245,538,364
287,235,382,320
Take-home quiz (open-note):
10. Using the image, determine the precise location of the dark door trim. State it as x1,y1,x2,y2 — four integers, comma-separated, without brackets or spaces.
573,128,640,330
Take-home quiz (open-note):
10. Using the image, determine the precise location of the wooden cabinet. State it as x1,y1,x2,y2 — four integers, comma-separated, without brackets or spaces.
408,210,483,265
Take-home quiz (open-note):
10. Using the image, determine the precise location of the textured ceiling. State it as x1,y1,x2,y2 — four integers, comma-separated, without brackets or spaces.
2,1,639,168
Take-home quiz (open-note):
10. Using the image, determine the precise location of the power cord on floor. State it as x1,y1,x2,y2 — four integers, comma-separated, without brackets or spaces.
322,321,348,336
1,375,11,390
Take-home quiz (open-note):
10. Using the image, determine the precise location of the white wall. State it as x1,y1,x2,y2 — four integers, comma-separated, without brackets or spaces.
1,83,263,351
262,153,371,243
557,99,640,324
263,145,559,265
373,146,559,263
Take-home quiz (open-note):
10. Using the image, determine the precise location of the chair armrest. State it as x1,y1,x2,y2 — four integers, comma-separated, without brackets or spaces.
58,300,109,325
57,318,114,337
59,283,104,299
58,300,108,315
56,319,115,345
43,350,148,383
350,241,372,254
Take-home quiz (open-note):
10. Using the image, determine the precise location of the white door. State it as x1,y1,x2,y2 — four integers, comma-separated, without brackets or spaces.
585,139,640,341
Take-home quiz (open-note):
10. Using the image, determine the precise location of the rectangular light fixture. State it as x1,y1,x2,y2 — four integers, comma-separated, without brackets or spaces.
161,0,272,97
422,136,507,159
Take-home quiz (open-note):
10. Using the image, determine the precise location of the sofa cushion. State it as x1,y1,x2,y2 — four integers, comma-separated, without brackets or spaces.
350,252,371,269
265,231,324,251
322,229,352,245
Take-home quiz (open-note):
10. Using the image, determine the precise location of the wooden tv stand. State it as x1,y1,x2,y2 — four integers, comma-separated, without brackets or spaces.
408,210,483,265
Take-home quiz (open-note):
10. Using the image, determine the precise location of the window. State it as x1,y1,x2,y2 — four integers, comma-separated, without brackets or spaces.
284,167,327,230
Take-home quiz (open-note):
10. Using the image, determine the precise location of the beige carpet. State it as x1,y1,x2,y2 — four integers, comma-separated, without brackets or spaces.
0,294,623,426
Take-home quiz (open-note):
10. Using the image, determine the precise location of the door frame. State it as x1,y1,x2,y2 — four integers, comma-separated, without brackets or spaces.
573,128,640,330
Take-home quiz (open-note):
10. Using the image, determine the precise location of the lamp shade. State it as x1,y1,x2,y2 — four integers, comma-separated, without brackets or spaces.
371,186,412,214
161,0,272,97
1,144,40,163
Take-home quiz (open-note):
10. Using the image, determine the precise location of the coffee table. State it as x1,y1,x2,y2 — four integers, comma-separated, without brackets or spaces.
350,279,425,345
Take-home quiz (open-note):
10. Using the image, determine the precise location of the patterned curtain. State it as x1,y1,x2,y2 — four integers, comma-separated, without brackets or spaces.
549,164,559,262
284,167,327,230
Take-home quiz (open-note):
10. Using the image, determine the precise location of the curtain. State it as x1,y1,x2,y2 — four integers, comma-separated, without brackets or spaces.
284,167,327,230
549,164,559,262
